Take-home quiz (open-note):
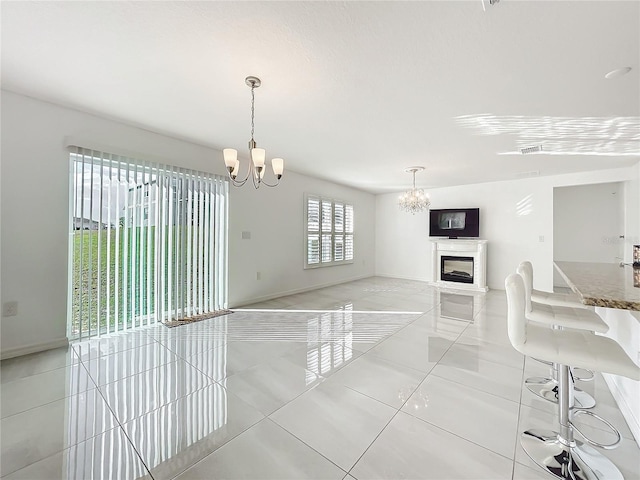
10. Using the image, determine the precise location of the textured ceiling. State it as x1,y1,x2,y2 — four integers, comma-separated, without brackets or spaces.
2,1,639,193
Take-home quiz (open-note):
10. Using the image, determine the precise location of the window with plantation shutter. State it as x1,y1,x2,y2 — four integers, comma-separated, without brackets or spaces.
305,194,354,268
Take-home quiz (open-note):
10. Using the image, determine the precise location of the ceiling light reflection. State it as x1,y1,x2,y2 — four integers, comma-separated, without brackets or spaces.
456,114,640,156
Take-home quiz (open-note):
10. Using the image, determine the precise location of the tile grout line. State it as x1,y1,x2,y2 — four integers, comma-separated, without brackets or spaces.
344,304,470,476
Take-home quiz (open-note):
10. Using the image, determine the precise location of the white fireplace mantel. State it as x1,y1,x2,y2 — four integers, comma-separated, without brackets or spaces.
429,239,488,292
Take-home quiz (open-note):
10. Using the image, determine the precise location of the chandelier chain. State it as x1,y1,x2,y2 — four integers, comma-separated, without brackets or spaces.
250,85,255,141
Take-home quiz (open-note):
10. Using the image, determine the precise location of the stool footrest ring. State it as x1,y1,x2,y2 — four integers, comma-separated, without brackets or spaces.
570,410,621,450
573,368,595,382
521,429,623,480
525,377,596,409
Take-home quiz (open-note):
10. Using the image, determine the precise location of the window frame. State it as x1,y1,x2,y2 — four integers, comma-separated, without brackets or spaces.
304,193,354,269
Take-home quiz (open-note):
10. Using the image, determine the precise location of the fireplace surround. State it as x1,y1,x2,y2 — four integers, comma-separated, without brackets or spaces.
429,239,488,292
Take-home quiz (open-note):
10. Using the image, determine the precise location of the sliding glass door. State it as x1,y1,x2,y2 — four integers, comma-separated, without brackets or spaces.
69,147,228,340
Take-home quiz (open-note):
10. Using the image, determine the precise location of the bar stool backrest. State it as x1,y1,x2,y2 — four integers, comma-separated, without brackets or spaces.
505,273,528,351
517,261,534,313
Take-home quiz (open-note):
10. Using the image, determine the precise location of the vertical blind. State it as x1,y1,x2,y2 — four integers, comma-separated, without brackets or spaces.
69,147,228,340
305,195,354,267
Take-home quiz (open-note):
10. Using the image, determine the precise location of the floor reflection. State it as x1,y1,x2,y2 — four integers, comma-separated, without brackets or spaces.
306,309,354,385
2,276,638,479
438,291,479,322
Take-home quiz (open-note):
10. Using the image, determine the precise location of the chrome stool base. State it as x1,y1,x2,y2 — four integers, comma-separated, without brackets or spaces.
521,429,623,480
525,377,596,409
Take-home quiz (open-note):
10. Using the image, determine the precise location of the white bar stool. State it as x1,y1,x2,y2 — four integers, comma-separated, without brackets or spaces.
517,262,608,409
520,261,596,382
518,261,594,383
506,273,640,480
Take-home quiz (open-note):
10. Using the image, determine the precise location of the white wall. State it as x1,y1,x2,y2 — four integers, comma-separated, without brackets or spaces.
0,91,375,357
554,182,624,263
553,182,624,286
227,169,375,307
376,167,640,292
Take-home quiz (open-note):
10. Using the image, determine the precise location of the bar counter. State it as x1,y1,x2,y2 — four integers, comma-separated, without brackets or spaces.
554,261,640,311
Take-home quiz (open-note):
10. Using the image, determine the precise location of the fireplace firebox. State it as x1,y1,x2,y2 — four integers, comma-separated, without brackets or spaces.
441,256,474,284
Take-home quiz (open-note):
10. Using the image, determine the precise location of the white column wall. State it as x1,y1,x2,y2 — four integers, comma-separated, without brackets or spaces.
0,91,375,357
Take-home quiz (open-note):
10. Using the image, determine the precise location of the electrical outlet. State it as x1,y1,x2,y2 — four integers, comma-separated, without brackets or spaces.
256,271,261,281
539,235,545,242
3,301,18,317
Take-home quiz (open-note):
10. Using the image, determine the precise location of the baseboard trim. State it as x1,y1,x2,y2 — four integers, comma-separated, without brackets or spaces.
230,274,374,308
374,273,431,283
603,372,640,448
1,337,70,360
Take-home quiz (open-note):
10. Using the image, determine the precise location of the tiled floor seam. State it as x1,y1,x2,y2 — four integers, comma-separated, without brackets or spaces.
0,425,123,479
174,417,349,480
1,358,117,476
264,418,351,477
342,353,467,477
428,370,523,405
1,360,98,421
92,374,156,479
399,410,518,465
448,338,526,372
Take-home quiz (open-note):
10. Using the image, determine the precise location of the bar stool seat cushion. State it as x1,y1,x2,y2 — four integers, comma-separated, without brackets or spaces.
520,322,640,381
531,289,586,309
506,273,639,381
527,301,609,333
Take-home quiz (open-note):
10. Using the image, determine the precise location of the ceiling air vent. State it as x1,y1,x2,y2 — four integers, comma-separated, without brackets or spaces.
520,145,543,155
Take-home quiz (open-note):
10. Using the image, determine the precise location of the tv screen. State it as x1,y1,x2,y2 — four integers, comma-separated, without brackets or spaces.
429,208,480,238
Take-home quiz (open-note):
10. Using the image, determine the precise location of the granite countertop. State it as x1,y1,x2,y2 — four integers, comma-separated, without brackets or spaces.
554,261,640,311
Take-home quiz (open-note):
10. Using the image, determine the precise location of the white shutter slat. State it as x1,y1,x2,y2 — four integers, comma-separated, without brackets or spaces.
334,235,344,262
345,205,354,233
307,197,320,232
308,234,320,264
334,203,344,233
345,235,354,261
321,200,332,232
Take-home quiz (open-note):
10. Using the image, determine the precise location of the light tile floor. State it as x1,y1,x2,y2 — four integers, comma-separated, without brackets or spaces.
1,277,639,479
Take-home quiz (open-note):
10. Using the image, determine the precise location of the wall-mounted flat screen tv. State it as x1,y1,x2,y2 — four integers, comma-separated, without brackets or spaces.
429,208,480,238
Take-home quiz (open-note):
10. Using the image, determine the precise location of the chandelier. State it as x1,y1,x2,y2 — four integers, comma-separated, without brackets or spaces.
398,167,430,214
223,76,284,188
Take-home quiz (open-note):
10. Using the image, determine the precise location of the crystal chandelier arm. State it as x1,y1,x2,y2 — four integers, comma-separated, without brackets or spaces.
398,166,430,214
